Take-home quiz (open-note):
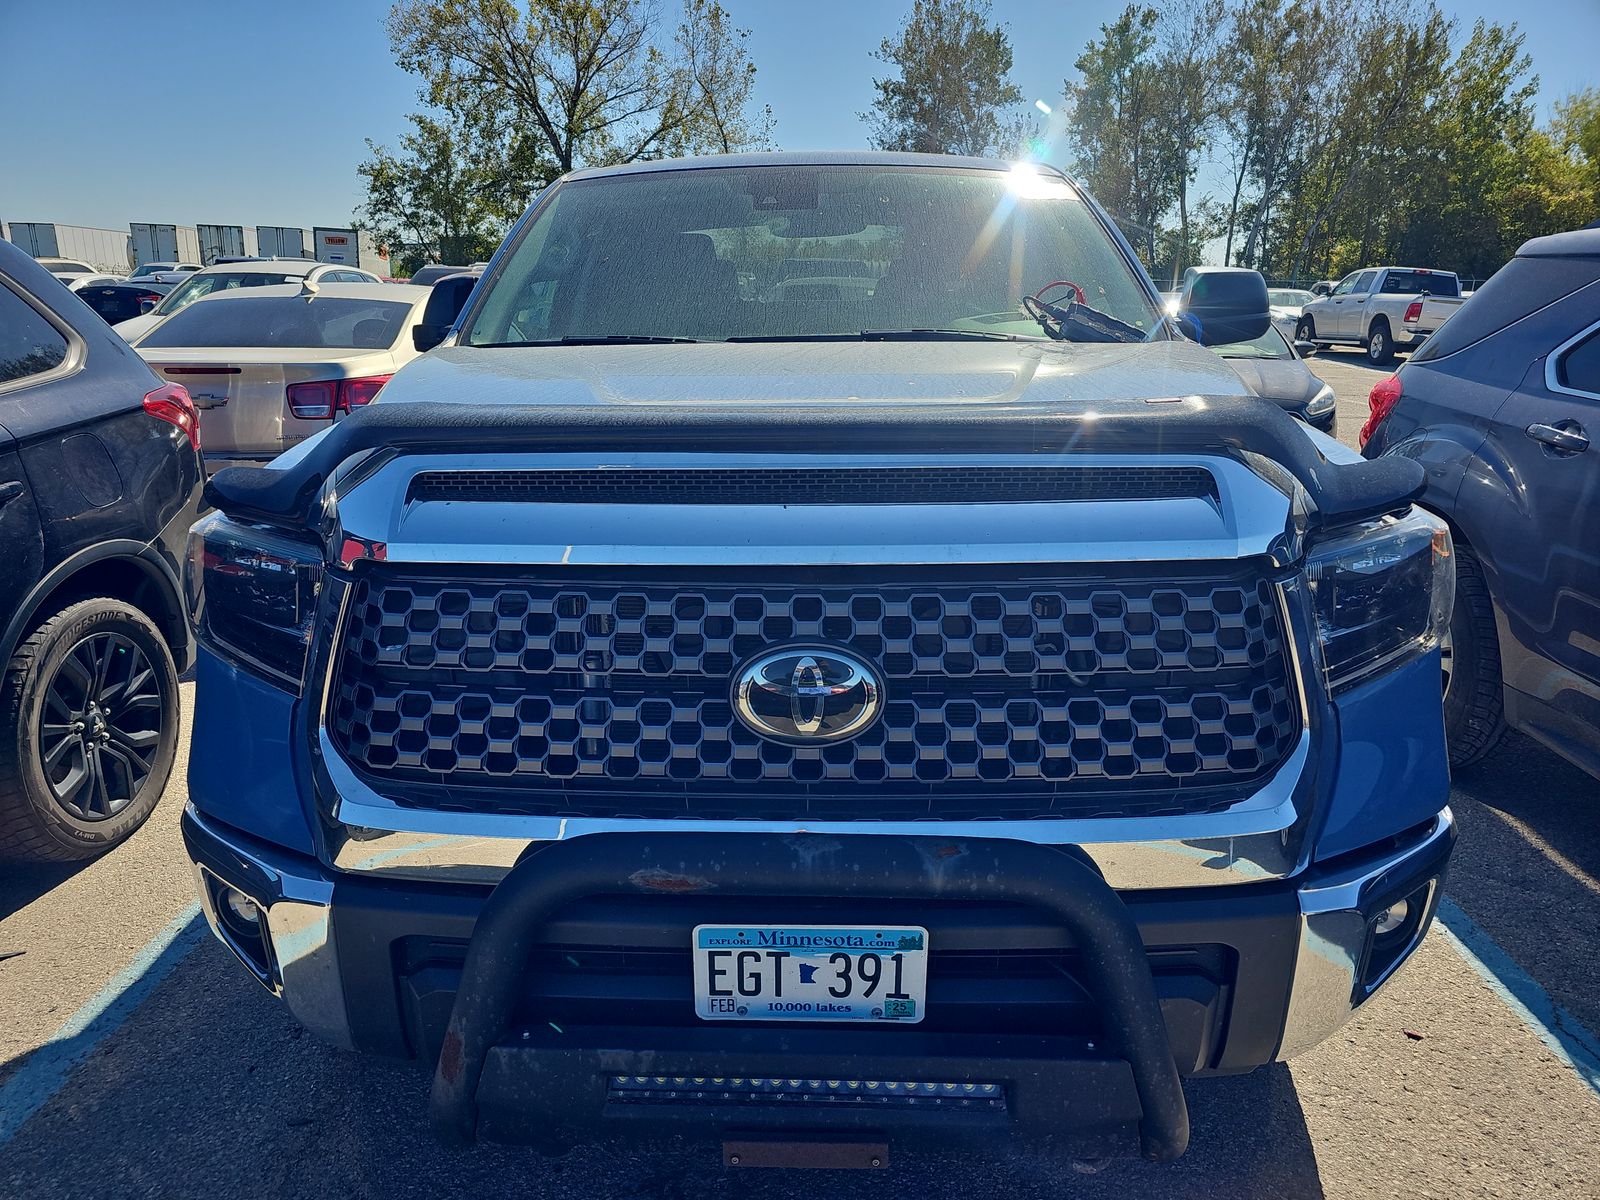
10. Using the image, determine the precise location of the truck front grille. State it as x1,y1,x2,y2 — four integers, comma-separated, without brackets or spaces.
326,567,1300,821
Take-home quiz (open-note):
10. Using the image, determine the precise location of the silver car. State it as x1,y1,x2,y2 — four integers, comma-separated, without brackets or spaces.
133,283,432,470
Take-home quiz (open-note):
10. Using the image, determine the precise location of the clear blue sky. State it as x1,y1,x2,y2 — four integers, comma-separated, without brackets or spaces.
2,0,1596,232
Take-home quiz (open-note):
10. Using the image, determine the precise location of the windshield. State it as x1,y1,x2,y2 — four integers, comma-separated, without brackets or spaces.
154,270,296,315
1214,326,1293,360
1268,289,1313,307
44,262,91,274
132,263,174,277
465,164,1159,346
139,296,415,349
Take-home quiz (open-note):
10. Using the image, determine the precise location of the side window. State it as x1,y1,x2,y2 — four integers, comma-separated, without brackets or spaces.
1352,271,1377,294
0,282,71,387
1556,326,1600,397
1332,273,1361,297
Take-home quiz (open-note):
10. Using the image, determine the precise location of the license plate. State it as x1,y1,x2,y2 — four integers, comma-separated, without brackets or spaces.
692,925,928,1023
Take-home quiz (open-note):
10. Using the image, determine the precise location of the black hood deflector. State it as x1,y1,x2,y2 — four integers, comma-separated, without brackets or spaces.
205,395,1423,533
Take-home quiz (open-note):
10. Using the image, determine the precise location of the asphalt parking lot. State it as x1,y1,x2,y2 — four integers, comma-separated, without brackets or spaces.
2,348,1597,1199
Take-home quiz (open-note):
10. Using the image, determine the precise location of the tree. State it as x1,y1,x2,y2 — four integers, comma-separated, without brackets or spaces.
864,0,1026,157
1063,6,1178,264
678,0,774,153
1553,88,1600,211
1283,4,1453,280
356,112,527,271
385,0,771,176
1230,0,1341,270
1153,0,1228,284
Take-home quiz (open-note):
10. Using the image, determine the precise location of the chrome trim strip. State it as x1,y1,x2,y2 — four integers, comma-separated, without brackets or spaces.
185,805,353,1050
1276,807,1455,1060
1544,316,1600,401
319,727,1311,889
328,451,1295,568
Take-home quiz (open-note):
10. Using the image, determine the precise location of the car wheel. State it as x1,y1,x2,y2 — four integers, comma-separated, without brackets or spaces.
0,598,180,862
1366,319,1395,365
1295,316,1315,343
1442,547,1508,769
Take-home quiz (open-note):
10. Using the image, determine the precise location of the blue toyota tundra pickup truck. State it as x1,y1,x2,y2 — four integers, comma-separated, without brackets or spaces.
180,152,1456,1166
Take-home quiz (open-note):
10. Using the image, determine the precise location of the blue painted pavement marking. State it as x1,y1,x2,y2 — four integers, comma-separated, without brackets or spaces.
1437,896,1600,1100
0,902,206,1148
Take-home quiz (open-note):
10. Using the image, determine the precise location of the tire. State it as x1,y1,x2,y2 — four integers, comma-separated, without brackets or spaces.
1442,547,1508,769
1366,318,1395,365
1295,316,1316,342
0,598,180,862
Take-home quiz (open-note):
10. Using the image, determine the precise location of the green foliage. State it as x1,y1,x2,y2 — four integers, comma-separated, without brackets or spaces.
362,0,773,269
865,0,1027,157
356,111,532,270
384,0,771,174
1065,6,1174,263
1060,2,1599,283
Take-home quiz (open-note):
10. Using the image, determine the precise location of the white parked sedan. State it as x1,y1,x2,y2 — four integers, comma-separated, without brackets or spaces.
130,283,431,471
36,258,124,289
128,261,203,282
114,258,384,344
1267,287,1315,340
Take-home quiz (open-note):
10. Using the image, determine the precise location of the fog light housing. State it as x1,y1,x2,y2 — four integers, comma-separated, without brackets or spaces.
1359,881,1436,996
203,872,275,985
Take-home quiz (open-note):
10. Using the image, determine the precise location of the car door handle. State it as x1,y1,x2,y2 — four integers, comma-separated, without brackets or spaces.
1526,422,1589,454
0,480,24,511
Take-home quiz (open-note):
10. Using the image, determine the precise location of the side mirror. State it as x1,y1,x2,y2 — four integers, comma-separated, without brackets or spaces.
139,299,158,315
1294,339,1318,357
1176,267,1271,346
414,274,478,353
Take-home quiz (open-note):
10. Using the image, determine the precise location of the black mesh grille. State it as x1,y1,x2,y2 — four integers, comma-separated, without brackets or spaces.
404,466,1219,506
327,568,1299,821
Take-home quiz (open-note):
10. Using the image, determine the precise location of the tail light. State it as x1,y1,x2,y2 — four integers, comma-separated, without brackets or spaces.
143,383,201,449
285,375,393,419
1403,300,1423,324
1360,374,1402,448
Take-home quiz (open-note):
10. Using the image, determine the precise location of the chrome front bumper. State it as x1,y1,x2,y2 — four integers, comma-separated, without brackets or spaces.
183,802,1455,1064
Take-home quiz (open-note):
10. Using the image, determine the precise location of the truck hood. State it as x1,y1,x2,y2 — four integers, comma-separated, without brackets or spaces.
377,339,1251,409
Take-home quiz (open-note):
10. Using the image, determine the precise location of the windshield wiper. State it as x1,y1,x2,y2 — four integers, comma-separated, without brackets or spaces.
478,334,700,347
726,329,1034,343
1021,295,1145,344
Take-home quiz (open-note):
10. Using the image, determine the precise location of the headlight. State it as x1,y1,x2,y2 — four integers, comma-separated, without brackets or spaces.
1306,508,1453,692
1305,384,1335,419
185,512,326,690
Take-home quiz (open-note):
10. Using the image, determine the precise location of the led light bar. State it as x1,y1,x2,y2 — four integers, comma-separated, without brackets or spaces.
607,1076,1005,1110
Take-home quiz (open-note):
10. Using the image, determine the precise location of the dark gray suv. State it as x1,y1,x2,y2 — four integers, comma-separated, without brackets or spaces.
1362,226,1600,777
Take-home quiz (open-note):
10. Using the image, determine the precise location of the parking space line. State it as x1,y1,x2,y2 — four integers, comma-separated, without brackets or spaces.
1437,897,1600,1100
0,902,206,1149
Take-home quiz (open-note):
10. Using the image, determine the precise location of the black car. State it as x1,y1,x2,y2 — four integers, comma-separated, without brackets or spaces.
77,280,175,327
0,240,204,860
1214,326,1337,433
1362,226,1600,777
407,263,475,288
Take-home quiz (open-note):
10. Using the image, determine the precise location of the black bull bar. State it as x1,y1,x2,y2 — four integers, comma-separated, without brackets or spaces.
428,832,1191,1162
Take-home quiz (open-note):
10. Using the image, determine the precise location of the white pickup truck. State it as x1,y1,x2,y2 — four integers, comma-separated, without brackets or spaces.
1295,265,1465,365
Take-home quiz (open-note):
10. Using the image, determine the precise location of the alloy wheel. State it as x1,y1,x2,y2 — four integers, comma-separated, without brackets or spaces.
37,633,164,821
1439,626,1454,700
